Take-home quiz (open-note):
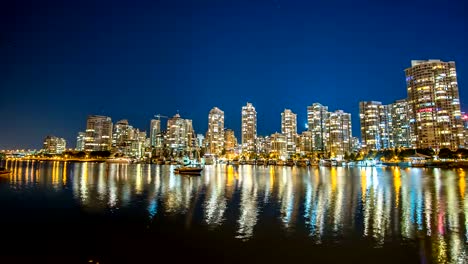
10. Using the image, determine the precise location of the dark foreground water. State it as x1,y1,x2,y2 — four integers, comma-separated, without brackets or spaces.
1,160,467,263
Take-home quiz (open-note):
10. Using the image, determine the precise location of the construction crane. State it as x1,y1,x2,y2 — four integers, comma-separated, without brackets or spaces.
154,114,169,121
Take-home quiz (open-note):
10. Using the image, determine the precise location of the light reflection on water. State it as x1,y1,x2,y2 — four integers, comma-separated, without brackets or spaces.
2,159,468,262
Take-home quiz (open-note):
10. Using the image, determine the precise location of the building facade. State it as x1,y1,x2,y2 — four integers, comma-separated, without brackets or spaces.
241,102,257,153
405,59,464,149
298,131,313,154
43,135,66,154
150,119,161,148
326,110,352,158
166,114,195,153
84,115,113,151
281,109,297,155
389,99,414,148
307,103,329,152
76,132,85,151
224,129,238,156
269,133,287,160
359,101,393,151
206,107,225,156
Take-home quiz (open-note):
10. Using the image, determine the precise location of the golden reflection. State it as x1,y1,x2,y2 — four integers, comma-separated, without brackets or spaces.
80,162,89,204
25,160,30,184
432,234,448,264
330,167,337,192
135,164,142,194
459,169,465,199
1,162,468,262
62,161,67,185
393,167,401,208
52,161,59,186
361,168,367,202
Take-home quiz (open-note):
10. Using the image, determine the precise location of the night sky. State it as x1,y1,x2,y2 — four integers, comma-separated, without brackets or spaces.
1,0,467,149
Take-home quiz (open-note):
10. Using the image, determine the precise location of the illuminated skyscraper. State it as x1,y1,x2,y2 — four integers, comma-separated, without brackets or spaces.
241,102,257,153
281,109,297,154
325,110,352,158
206,107,225,156
298,131,313,153
166,113,194,152
270,132,287,160
405,60,464,149
307,103,329,152
359,101,393,151
84,115,113,151
389,99,414,148
43,135,66,154
150,119,161,147
224,129,238,155
76,132,85,151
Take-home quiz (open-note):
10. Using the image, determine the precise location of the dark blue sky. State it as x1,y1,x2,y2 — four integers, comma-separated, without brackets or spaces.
1,0,467,149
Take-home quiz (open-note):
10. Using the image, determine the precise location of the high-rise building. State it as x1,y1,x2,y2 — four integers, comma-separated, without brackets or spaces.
84,115,113,151
224,129,237,155
389,99,413,148
241,102,257,153
281,109,297,155
326,110,352,158
359,101,393,151
270,133,287,160
206,107,225,156
76,132,85,151
351,137,361,153
379,105,393,149
150,119,161,147
255,136,268,156
405,59,464,149
166,114,194,152
298,131,313,154
43,135,66,154
112,119,143,157
307,103,329,152
113,119,134,148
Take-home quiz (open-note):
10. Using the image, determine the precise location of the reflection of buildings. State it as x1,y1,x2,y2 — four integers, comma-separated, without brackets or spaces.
236,167,259,240
2,160,468,261
204,172,227,227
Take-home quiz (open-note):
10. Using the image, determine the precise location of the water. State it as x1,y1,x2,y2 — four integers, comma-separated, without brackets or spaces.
1,160,467,263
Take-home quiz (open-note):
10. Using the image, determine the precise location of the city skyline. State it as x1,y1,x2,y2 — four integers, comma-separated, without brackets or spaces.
1,0,467,149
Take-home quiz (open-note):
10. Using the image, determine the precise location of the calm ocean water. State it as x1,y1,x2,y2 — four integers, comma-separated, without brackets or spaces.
0,160,467,263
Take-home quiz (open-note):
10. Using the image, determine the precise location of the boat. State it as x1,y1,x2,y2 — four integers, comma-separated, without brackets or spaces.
0,167,11,176
106,157,132,164
319,159,332,167
286,159,295,166
296,159,309,167
174,166,203,175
